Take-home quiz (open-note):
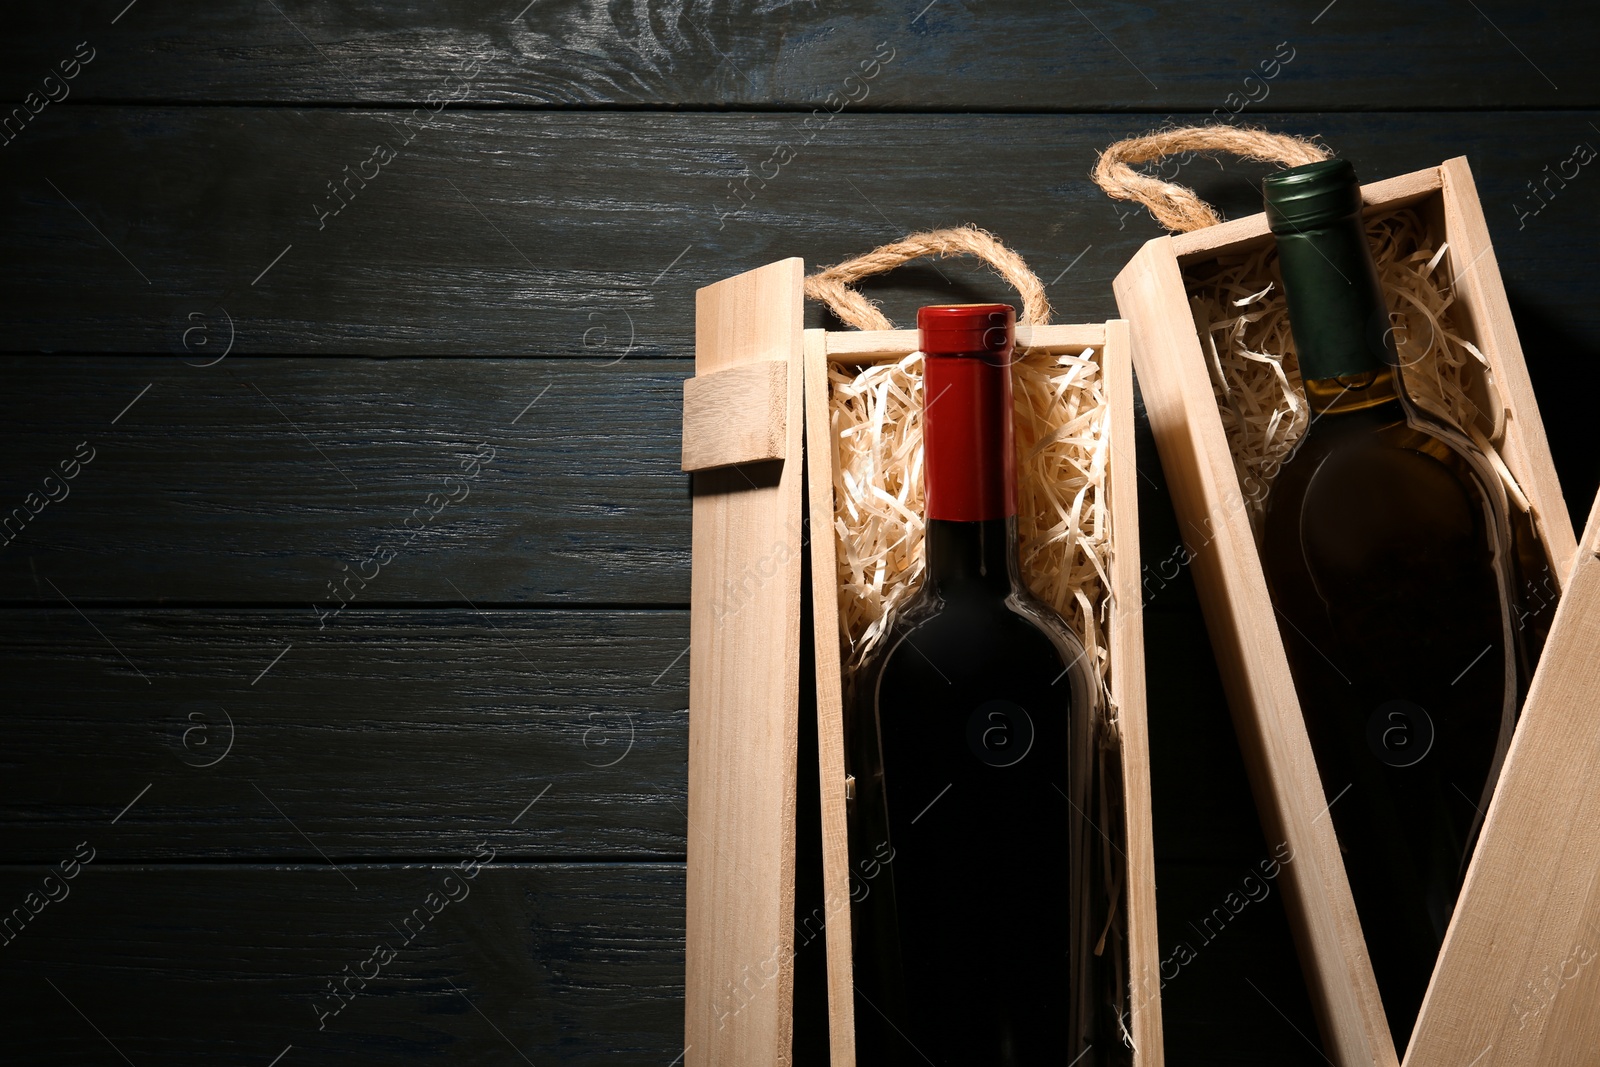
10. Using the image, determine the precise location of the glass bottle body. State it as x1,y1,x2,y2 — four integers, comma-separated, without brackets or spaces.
1258,368,1531,1042
845,516,1114,1067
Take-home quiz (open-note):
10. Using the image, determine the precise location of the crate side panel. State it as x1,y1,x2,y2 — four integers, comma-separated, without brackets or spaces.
686,258,807,1067
1438,155,1578,584
804,328,859,1067
1104,317,1165,1064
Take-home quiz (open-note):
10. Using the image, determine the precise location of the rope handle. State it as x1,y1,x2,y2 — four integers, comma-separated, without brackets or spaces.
1092,126,1332,232
804,225,1050,331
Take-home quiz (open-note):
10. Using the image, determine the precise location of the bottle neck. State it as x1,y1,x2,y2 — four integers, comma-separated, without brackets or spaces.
922,352,1016,522
924,516,1018,597
1304,366,1400,416
1275,211,1397,384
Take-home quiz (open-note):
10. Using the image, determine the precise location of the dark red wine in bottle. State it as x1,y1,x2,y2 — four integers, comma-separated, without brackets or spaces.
1258,160,1542,1046
845,304,1117,1067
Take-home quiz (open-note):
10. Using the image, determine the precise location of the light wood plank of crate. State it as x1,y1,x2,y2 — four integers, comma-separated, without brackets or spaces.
1406,489,1600,1067
803,326,859,1067
1437,156,1577,583
681,359,789,472
1104,317,1166,1064
685,257,807,1067
1116,236,1396,1067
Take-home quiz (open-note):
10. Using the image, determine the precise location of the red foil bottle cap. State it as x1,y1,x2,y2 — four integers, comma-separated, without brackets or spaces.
918,304,1017,522
917,303,1016,356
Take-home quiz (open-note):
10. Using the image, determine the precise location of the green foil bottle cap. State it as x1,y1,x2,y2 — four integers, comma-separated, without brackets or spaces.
1262,159,1397,381
1263,159,1362,232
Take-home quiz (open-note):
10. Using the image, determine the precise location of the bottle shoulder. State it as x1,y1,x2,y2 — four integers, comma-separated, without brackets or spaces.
1258,394,1507,635
1265,398,1495,521
859,582,1096,702
881,582,1082,645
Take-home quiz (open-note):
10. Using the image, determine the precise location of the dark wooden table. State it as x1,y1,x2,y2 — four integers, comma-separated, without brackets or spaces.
2,3,1596,1064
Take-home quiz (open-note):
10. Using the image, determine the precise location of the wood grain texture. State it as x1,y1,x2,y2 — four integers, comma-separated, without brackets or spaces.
1405,489,1600,1067
1437,156,1579,584
0,609,688,861
1,111,1596,430
0,2,1592,108
1105,317,1165,1063
0,862,686,1066
0,357,690,604
1115,236,1395,1067
803,327,858,1067
681,359,788,471
685,258,805,1067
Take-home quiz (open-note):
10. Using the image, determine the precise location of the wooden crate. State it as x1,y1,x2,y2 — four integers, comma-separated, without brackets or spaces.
1112,157,1580,1067
681,258,1164,1065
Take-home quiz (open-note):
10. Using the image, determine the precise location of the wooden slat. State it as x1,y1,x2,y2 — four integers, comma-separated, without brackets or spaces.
1115,236,1396,1067
0,609,687,861
1438,156,1579,584
803,328,858,1066
1,3,1593,108
681,359,788,471
1105,318,1165,1062
0,863,685,1066
1,110,1597,408
1405,489,1600,1067
685,259,806,1067
0,357,689,604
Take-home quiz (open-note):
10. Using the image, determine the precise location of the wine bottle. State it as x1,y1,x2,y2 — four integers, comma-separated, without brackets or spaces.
1258,160,1536,1045
845,303,1115,1067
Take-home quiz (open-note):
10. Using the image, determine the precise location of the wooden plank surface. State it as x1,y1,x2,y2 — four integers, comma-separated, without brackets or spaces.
804,328,858,1067
0,2,1592,109
0,111,1594,397
1438,156,1579,585
0,357,690,604
0,609,688,862
0,862,685,1066
1405,490,1600,1067
681,358,788,471
1105,318,1165,1062
684,259,805,1067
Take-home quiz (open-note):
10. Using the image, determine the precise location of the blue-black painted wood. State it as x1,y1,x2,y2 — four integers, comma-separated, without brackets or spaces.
0,357,692,604
0,1,1592,110
4,5,1598,1062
